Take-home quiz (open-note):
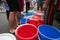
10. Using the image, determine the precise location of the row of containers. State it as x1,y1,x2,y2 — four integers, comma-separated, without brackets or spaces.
15,10,60,40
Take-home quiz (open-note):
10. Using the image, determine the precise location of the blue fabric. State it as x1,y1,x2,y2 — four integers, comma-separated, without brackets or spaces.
3,2,9,11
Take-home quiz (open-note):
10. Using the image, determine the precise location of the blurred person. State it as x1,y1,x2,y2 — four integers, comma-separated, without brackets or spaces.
3,0,20,33
42,0,60,25
30,0,35,10
3,2,10,20
26,0,31,13
37,0,43,11
0,0,2,11
20,0,24,12
42,0,53,25
42,0,50,11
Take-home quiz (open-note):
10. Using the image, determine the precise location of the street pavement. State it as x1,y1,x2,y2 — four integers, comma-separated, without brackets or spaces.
0,12,10,33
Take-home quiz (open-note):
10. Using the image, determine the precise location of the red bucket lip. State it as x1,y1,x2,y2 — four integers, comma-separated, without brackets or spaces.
27,20,37,24
15,24,38,39
27,20,44,27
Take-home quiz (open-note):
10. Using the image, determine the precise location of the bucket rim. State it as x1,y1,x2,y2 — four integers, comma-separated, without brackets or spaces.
15,24,38,39
0,33,16,40
38,25,60,39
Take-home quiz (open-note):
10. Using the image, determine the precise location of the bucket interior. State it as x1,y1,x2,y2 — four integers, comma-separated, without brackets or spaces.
27,20,37,25
16,24,38,38
38,25,60,39
27,20,44,27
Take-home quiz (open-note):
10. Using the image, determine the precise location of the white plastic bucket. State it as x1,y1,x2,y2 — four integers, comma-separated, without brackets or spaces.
0,33,16,40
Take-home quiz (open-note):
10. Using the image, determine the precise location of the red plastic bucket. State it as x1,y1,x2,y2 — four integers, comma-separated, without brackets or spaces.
31,14,42,20
15,24,38,40
27,20,37,26
36,20,44,27
27,20,44,27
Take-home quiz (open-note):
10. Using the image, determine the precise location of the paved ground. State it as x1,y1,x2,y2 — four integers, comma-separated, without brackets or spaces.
0,12,10,33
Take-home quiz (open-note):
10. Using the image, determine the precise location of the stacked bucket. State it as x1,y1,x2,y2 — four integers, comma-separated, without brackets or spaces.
15,11,60,40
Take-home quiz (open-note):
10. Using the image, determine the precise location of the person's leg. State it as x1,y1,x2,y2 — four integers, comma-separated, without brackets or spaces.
26,2,30,13
38,2,43,11
6,10,10,20
40,2,43,11
9,12,15,33
15,11,20,26
37,2,39,10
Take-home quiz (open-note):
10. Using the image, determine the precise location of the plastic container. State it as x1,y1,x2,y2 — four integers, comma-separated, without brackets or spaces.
36,20,44,27
28,10,37,15
20,18,29,24
27,20,44,27
25,13,32,16
20,14,24,19
38,25,60,40
34,13,44,20
0,33,16,40
27,20,37,26
31,14,42,20
28,10,34,15
15,24,38,40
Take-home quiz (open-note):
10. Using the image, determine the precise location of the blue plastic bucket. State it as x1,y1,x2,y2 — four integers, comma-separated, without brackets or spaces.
20,18,29,24
38,25,60,40
20,14,24,19
25,13,32,16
